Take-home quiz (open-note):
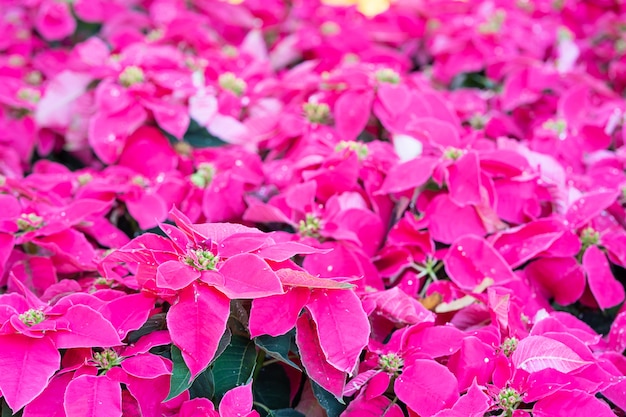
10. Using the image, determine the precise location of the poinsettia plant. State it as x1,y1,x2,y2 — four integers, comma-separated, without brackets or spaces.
1,0,626,416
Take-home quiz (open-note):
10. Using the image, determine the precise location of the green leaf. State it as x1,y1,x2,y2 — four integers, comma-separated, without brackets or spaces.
2,398,20,417
136,221,174,238
310,381,346,417
167,329,231,402
189,367,215,400
552,301,621,336
253,363,291,415
211,334,258,402
73,19,102,43
268,410,305,417
166,345,193,401
214,327,233,362
255,332,300,370
165,119,227,148
449,71,498,91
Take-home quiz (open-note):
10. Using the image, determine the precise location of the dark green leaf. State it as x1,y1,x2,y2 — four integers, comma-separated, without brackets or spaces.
212,334,257,402
136,221,174,238
189,367,215,400
165,119,227,148
214,327,233,362
127,313,167,344
449,71,497,91
255,332,300,370
268,410,306,417
310,381,346,417
2,399,20,417
253,363,291,415
73,20,102,43
356,130,376,143
166,345,193,401
167,329,232,401
552,301,621,336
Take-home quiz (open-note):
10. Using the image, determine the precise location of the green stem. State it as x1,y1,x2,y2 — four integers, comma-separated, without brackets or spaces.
419,277,433,298
382,396,399,416
253,401,272,414
262,358,280,367
253,350,266,381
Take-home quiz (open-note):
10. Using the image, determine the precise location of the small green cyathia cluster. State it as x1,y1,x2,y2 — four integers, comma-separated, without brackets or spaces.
19,309,45,327
378,352,404,375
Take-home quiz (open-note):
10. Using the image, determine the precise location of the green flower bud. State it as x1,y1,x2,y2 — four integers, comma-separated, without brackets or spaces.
378,353,404,375
132,175,147,187
186,248,220,271
77,173,93,186
469,114,487,130
8,55,25,67
375,68,400,84
19,309,45,326
222,45,238,58
498,387,521,411
320,21,340,36
580,227,600,247
298,213,321,238
17,213,44,232
118,66,145,87
542,118,567,139
146,29,164,42
93,349,121,371
443,147,464,160
25,71,43,86
191,163,216,188
501,337,518,357
303,102,330,125
335,141,368,160
218,72,246,96
94,277,112,286
17,87,40,103
478,10,506,34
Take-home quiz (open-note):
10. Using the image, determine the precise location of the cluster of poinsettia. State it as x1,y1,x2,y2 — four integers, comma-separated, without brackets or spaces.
1,0,626,416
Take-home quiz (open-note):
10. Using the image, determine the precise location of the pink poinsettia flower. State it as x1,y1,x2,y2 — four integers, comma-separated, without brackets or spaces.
512,190,626,309
249,268,370,397
75,127,186,231
34,0,76,41
245,179,385,256
344,324,462,417
485,318,622,416
0,195,116,281
187,31,277,150
524,84,618,172
180,145,264,224
277,3,409,72
22,330,175,417
0,278,129,411
0,112,37,177
105,207,325,378
375,111,510,243
84,43,193,164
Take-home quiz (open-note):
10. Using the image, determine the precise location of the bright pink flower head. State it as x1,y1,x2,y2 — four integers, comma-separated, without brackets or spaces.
34,0,76,41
